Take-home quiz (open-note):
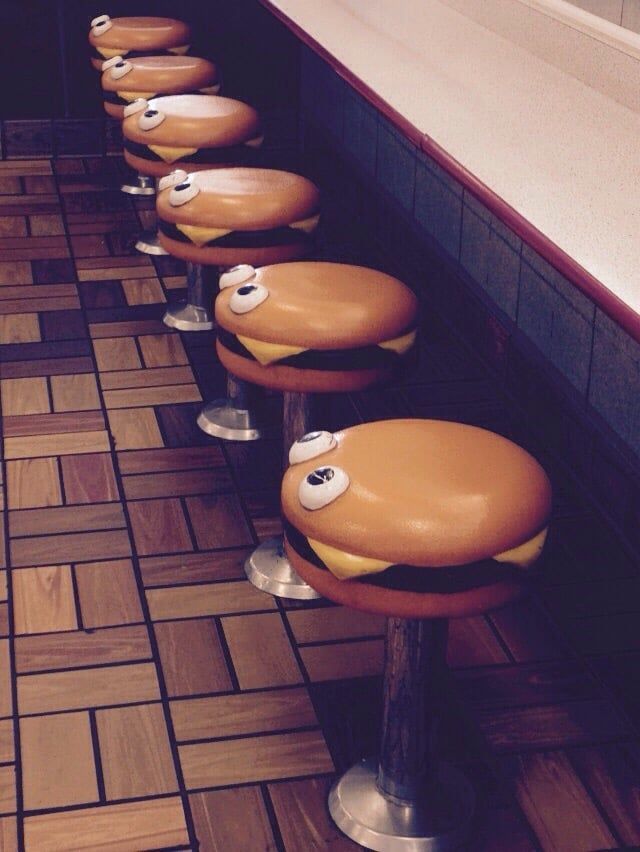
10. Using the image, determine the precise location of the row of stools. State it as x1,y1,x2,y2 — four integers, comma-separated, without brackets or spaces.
89,16,553,850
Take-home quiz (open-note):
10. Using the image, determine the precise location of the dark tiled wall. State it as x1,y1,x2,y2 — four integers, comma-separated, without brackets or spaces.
299,46,640,554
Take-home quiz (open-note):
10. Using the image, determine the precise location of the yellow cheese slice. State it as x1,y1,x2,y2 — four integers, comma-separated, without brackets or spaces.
199,84,221,95
236,335,306,366
290,214,320,234
96,46,127,59
378,329,417,355
148,145,198,164
308,538,392,581
117,90,157,103
493,527,548,569
176,224,231,247
168,44,190,55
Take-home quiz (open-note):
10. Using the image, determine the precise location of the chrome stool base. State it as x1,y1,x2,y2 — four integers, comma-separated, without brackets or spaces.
197,399,261,442
244,537,321,600
329,757,474,852
163,303,214,331
121,174,155,196
135,230,168,256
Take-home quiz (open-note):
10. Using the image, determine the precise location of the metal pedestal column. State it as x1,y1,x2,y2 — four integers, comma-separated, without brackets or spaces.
245,392,321,600
329,618,475,851
121,173,155,196
197,372,261,442
135,178,168,255
163,263,215,331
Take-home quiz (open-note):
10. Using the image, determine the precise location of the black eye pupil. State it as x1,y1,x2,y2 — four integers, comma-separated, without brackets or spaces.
237,285,257,296
300,431,322,443
144,110,157,117
175,183,190,192
307,467,334,486
115,61,125,67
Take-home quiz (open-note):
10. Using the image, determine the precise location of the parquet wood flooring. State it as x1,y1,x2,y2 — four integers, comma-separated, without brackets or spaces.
0,156,638,851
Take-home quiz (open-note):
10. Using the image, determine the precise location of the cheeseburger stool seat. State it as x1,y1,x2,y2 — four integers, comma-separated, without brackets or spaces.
89,15,192,71
122,94,262,299
156,168,320,440
281,419,552,850
214,262,418,599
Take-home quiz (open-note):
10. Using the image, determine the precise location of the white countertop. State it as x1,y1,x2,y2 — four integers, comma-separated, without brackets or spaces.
264,0,640,319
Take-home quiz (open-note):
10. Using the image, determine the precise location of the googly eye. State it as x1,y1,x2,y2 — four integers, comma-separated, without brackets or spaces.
101,55,122,71
110,60,132,81
158,170,188,192
298,466,349,511
229,283,268,314
219,265,256,289
123,98,148,117
168,180,200,206
91,14,112,35
289,431,337,466
138,109,165,130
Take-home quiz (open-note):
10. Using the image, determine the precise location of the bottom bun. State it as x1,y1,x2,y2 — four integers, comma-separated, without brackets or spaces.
285,537,526,619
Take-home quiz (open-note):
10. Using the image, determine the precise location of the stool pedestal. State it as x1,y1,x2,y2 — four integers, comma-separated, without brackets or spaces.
164,263,215,331
245,392,321,599
121,173,156,196
135,179,168,256
329,618,474,851
197,373,261,442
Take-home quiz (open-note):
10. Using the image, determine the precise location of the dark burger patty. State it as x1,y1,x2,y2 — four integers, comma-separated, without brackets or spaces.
123,138,259,166
92,48,186,62
158,218,314,249
283,519,529,594
217,328,414,371
103,87,216,107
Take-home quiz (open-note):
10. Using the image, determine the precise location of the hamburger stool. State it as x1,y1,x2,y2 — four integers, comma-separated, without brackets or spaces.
122,94,262,262
281,419,552,849
156,168,321,440
215,262,418,598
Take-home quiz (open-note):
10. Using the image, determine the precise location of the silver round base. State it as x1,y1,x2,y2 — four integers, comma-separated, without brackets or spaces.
197,399,261,441
135,231,168,256
120,175,155,196
245,538,322,600
329,758,475,852
163,302,214,331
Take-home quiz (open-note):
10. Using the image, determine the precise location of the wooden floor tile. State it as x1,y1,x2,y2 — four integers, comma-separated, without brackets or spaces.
108,407,163,450
0,720,13,764
11,529,131,569
78,266,156,283
269,778,358,851
4,429,110,460
180,730,333,789
186,494,253,550
155,619,232,697
128,498,192,556
0,641,11,718
447,616,510,668
121,278,166,305
9,502,125,537
147,581,276,621
20,711,98,810
15,625,151,674
0,377,49,416
300,639,384,682
0,260,32,285
96,703,178,799
0,314,40,344
0,573,5,603
100,365,194,391
103,383,201,409
0,766,16,816
50,373,100,412
90,319,169,339
75,560,144,628
140,550,246,587
504,751,616,852
287,606,385,644
24,796,188,852
2,410,104,439
123,467,234,500
0,356,94,381
190,788,276,851
223,612,302,689
93,337,141,371
138,334,188,368
18,661,160,714
6,457,62,509
30,214,64,236
172,687,317,742
0,217,27,237
0,816,16,852
118,445,225,475
12,565,77,634
60,453,118,504
489,598,570,662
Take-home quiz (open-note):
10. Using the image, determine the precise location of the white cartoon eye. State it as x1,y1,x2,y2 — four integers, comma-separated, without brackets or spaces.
229,283,268,314
289,431,337,465
158,170,188,192
219,265,256,289
123,98,148,117
298,466,349,511
101,55,122,71
91,14,112,35
138,109,165,130
110,60,132,80
168,180,200,206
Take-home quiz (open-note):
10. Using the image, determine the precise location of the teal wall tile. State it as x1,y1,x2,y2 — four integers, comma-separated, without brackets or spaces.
343,90,377,176
414,157,462,260
376,119,416,213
